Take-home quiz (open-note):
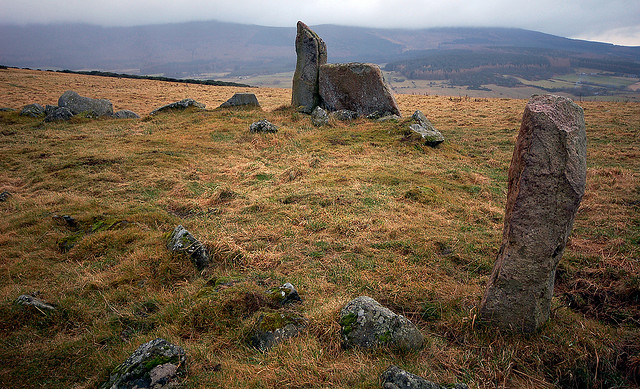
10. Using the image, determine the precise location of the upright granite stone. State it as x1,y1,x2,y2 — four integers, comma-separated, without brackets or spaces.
58,90,113,117
291,21,327,113
319,63,401,117
479,95,587,332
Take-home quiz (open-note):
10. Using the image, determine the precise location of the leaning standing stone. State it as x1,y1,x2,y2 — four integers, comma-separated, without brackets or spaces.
479,94,587,332
100,338,186,389
339,296,423,351
291,21,327,113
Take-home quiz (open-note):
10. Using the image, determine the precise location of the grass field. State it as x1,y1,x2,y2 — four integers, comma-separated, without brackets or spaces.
0,68,639,388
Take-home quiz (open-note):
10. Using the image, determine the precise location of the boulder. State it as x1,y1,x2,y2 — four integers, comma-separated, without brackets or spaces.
100,338,186,389
479,95,587,332
381,366,468,389
330,109,359,121
150,99,205,115
20,103,45,117
219,93,260,108
166,225,209,270
113,110,140,119
58,90,113,117
266,283,302,306
15,294,55,311
44,106,73,122
311,106,329,127
291,21,327,113
319,63,401,117
339,296,423,351
249,119,278,133
250,310,307,352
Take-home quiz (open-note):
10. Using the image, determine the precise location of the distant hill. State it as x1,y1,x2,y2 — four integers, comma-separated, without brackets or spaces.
1,20,639,97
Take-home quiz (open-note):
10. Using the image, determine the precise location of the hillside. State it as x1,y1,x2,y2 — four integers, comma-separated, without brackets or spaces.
1,21,639,99
0,68,639,388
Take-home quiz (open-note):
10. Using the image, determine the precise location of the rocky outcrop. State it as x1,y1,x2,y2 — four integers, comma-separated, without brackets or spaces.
44,106,73,122
58,90,113,117
291,21,327,113
381,366,468,389
113,110,140,119
479,94,587,332
166,225,209,270
339,296,423,351
219,93,260,108
319,63,401,117
408,110,444,147
100,338,186,389
249,119,278,133
20,103,45,117
150,99,205,115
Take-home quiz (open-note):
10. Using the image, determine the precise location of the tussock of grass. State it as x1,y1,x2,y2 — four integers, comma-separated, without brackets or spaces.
0,68,638,388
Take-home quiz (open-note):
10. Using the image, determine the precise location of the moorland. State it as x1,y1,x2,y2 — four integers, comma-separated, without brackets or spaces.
0,67,638,388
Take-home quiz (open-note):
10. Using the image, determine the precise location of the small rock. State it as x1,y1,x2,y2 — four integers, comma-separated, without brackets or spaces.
330,109,359,121
377,114,401,122
15,294,55,311
250,119,278,133
44,106,73,122
250,310,307,352
266,283,302,306
0,191,10,202
100,338,186,389
311,106,329,127
113,110,140,119
381,366,468,389
166,225,209,270
20,103,45,117
219,93,260,108
339,296,423,351
408,110,444,147
150,99,206,115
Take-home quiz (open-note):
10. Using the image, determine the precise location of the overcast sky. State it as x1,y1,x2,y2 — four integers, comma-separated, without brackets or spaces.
1,0,639,46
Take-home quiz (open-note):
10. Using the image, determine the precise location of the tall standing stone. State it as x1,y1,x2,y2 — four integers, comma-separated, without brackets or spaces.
291,21,327,113
479,95,587,332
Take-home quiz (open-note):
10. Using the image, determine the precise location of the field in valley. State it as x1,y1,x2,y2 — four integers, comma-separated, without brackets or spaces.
0,68,638,388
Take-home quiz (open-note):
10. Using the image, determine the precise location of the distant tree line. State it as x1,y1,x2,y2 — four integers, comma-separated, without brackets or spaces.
56,69,252,88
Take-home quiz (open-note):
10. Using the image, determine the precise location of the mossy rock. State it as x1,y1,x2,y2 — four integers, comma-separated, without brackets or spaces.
249,310,307,352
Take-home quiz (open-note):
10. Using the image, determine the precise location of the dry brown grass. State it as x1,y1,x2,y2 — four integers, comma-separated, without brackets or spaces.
0,68,638,388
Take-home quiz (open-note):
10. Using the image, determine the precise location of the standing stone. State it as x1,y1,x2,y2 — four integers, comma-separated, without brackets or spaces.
291,21,327,113
319,63,401,117
479,95,587,332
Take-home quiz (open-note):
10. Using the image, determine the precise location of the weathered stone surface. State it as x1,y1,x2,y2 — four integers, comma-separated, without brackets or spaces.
20,103,45,117
166,225,209,270
291,21,327,113
311,106,329,127
150,99,205,115
479,94,587,332
100,338,186,389
381,366,469,389
249,119,278,133
113,109,140,119
319,63,401,117
44,106,73,122
330,109,359,121
266,283,302,306
250,310,307,352
58,90,113,117
45,105,58,116
219,93,260,108
339,296,423,351
15,294,55,311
